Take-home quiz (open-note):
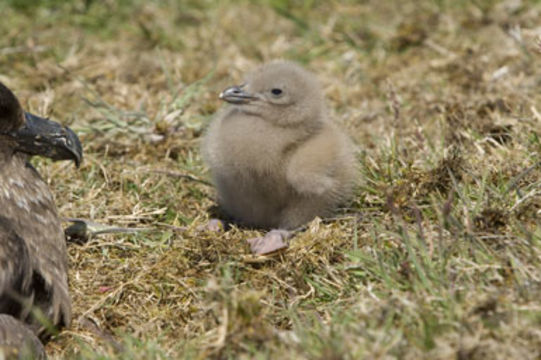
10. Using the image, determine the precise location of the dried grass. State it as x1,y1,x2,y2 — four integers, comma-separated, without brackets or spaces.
2,0,541,358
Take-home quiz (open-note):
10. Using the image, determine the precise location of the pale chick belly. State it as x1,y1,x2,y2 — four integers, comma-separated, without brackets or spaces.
206,115,316,228
215,170,292,229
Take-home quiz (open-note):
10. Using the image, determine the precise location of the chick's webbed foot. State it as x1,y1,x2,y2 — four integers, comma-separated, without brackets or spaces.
247,229,290,255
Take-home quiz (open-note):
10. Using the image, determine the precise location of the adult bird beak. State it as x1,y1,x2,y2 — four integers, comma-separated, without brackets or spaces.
219,85,257,104
9,112,83,167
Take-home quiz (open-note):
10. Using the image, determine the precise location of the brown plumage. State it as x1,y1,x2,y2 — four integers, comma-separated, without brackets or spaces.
0,314,45,359
202,61,357,252
0,82,82,356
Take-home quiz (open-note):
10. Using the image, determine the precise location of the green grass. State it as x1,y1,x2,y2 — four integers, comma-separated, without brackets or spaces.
2,0,541,358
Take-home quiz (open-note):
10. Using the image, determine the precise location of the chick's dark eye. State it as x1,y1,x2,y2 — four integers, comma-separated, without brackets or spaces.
271,88,283,96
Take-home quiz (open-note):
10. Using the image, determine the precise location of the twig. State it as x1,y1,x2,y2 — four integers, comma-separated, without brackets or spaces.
0,45,48,55
63,218,153,242
147,169,212,186
157,223,189,233
424,39,455,58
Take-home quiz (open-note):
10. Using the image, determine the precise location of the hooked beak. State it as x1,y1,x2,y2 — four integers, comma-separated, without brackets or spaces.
219,85,258,104
9,112,83,167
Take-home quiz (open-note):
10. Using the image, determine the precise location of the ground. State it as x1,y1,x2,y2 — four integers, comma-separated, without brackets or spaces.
1,0,541,359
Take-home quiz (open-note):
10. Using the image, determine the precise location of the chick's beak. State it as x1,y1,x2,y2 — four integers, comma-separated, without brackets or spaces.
219,85,257,104
9,112,83,167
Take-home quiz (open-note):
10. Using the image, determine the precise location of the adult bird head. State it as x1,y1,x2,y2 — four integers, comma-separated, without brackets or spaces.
0,82,82,167
219,60,325,128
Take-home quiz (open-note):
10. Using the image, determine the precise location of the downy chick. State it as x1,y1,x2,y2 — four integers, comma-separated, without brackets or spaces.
202,61,357,253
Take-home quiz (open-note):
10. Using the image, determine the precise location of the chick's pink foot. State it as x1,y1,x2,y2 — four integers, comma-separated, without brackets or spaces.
247,229,290,255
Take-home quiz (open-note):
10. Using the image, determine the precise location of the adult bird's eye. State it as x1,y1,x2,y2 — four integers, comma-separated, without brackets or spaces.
271,88,283,96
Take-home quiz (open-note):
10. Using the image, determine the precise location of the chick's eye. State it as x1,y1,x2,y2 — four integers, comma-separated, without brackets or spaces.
271,88,283,96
